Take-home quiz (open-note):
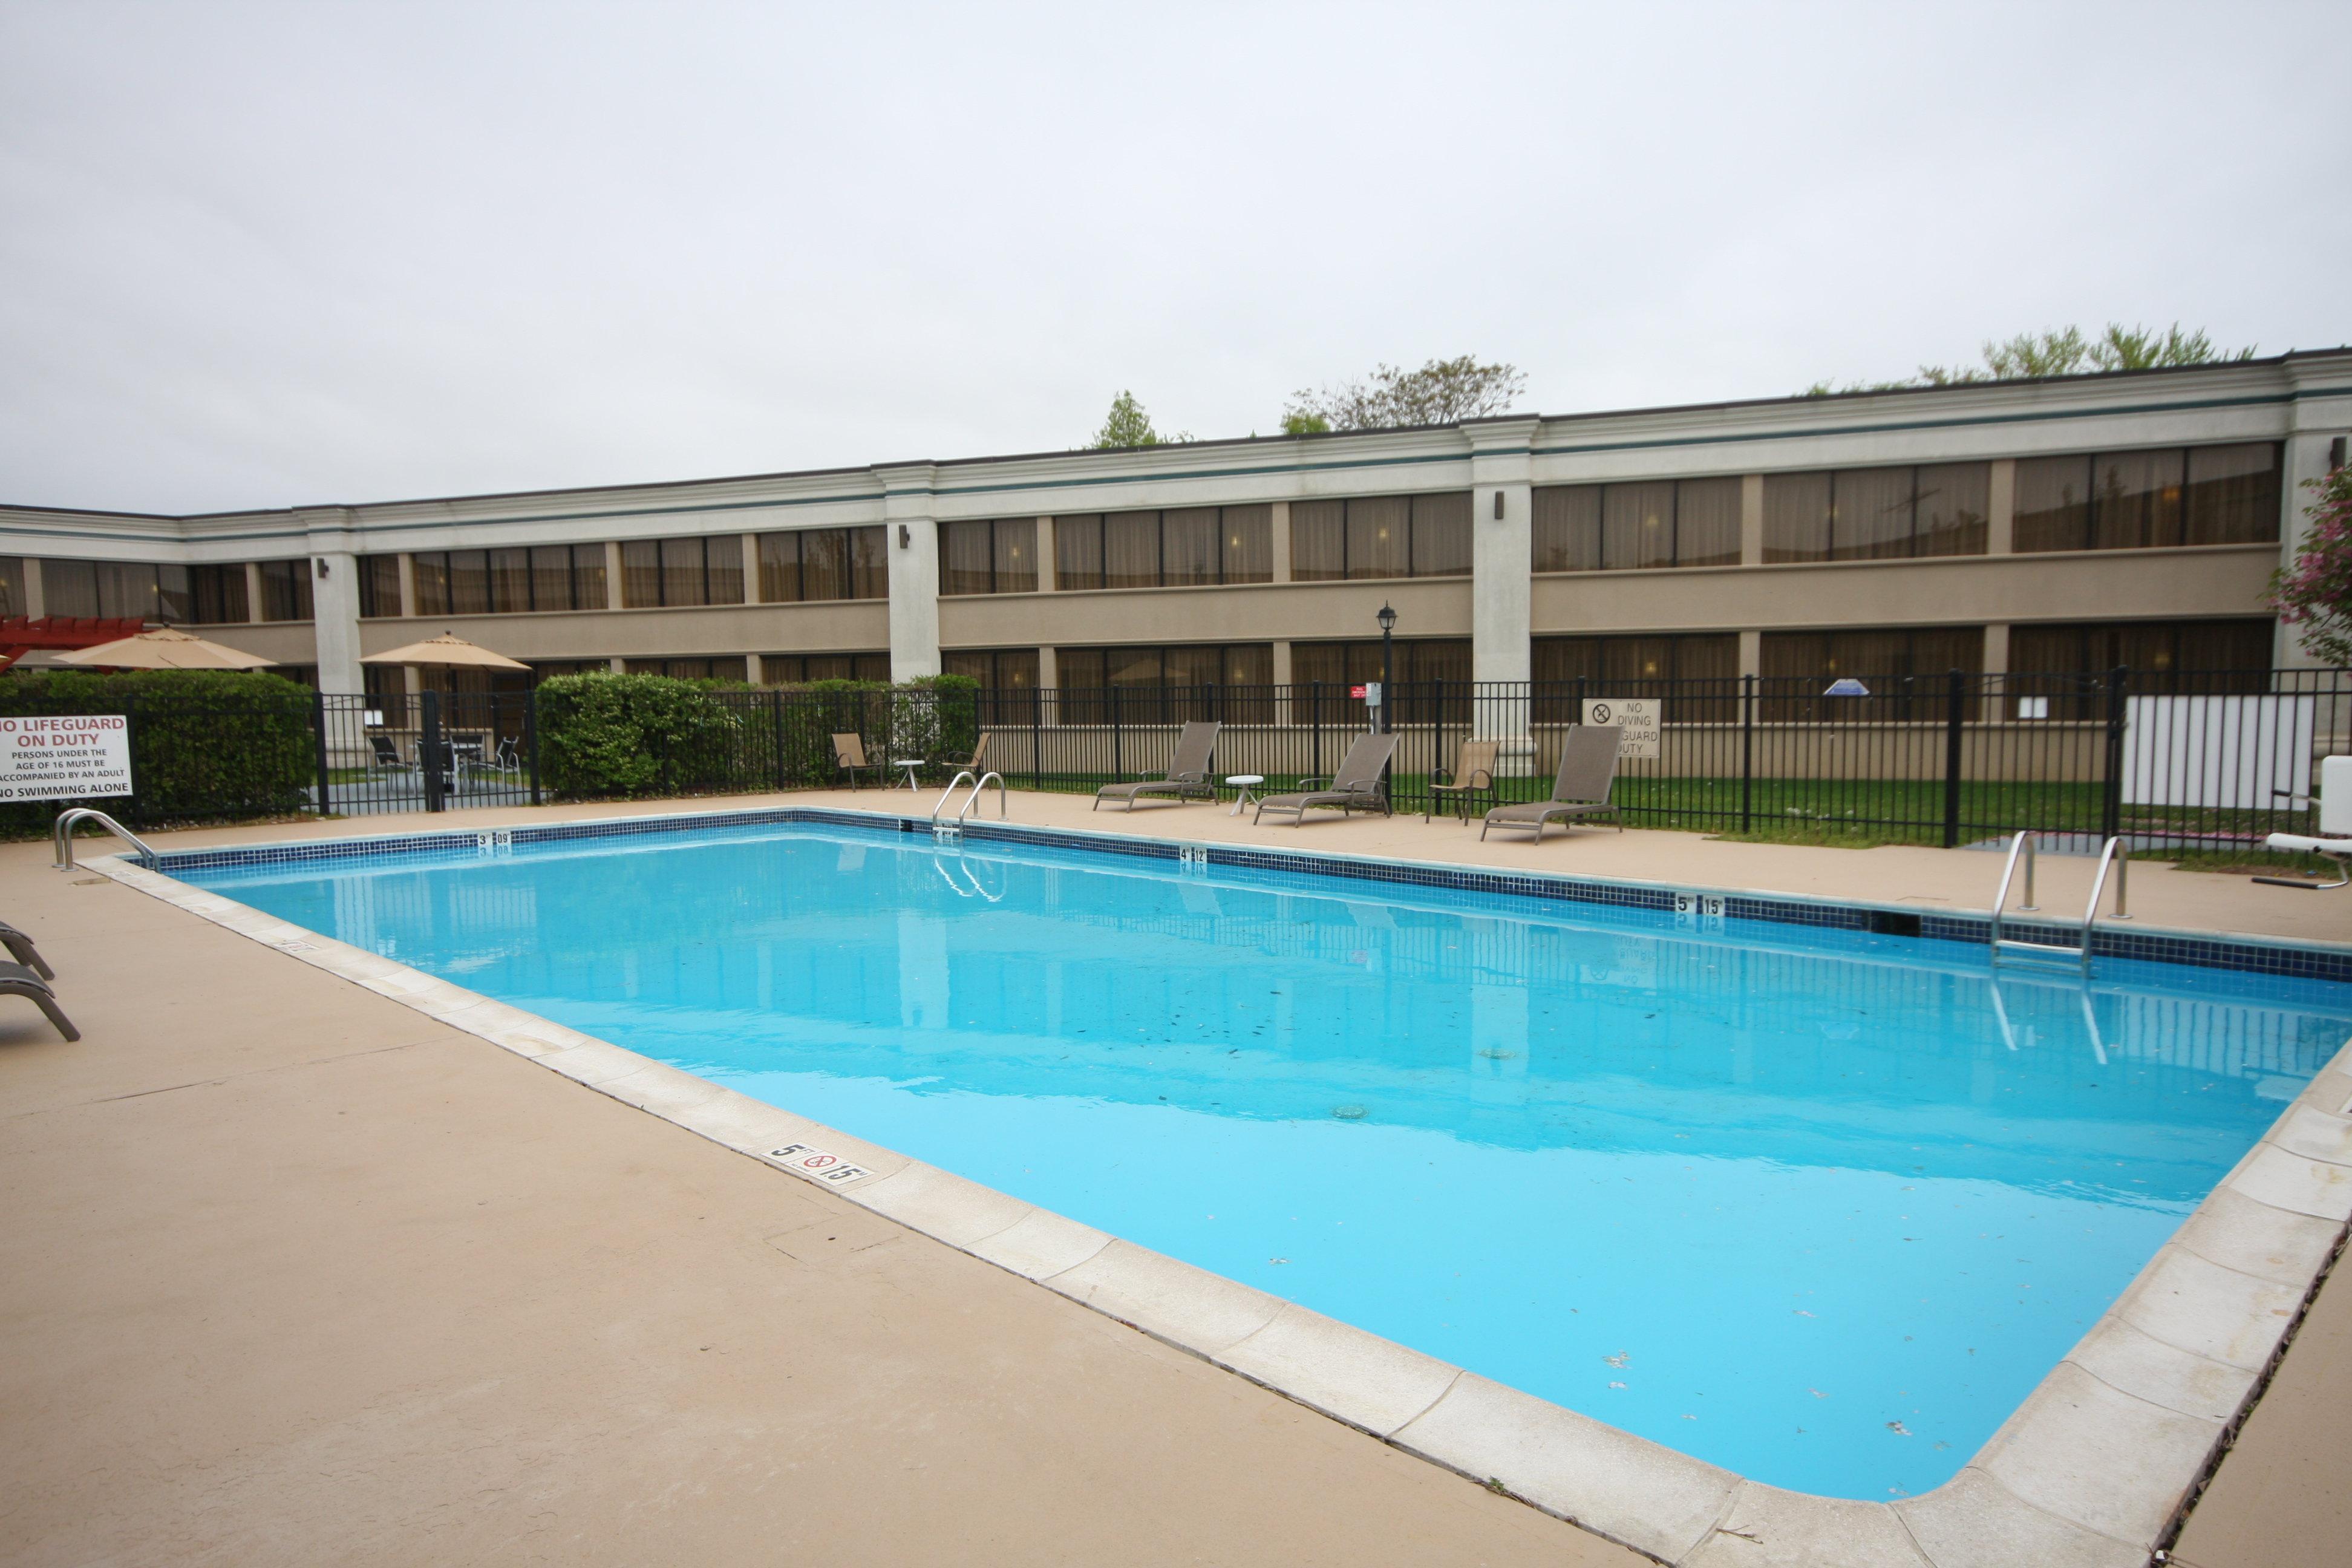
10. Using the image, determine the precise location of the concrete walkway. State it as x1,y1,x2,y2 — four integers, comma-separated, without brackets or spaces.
5,790,2346,1564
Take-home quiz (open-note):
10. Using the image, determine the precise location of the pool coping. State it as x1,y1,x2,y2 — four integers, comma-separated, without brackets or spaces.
88,805,2352,1568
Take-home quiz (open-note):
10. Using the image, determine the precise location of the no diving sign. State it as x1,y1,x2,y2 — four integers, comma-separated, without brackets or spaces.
1581,698,1660,759
0,715,133,800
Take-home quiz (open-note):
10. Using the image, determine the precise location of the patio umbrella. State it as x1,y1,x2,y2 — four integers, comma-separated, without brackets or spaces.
359,632,529,671
51,626,278,671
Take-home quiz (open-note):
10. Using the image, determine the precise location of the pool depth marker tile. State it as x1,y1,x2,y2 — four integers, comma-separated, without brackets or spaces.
88,813,2352,1568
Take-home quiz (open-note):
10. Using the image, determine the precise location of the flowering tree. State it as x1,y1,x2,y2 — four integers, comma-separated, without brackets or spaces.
2272,464,2352,666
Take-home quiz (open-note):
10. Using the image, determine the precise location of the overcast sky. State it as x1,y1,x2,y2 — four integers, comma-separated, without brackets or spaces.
2,1,2347,517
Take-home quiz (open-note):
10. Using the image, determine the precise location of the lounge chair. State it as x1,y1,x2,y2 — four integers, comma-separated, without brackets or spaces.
1481,725,1623,841
0,959,77,1040
833,733,881,791
1426,738,1500,824
0,920,53,979
1253,730,1400,827
947,732,991,777
367,735,414,774
1095,720,1221,811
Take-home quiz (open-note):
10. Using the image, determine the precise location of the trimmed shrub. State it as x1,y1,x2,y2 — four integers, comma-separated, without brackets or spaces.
532,673,751,799
0,669,316,835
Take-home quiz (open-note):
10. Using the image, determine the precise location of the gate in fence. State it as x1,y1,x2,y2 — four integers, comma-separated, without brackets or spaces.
315,691,540,816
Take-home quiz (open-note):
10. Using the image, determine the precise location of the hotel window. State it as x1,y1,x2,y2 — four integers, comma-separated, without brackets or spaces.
1290,494,1471,582
1763,464,1989,562
621,656,749,682
620,535,746,609
1051,506,1273,590
256,560,314,622
1531,478,1743,570
939,518,1038,595
188,564,249,624
529,660,615,681
942,647,1041,690
356,554,402,618
1054,642,1275,722
756,526,889,602
2005,619,2273,717
759,652,893,684
1290,638,1473,720
1759,626,1983,720
1534,634,1740,721
42,560,193,622
413,546,606,615
2014,443,2281,553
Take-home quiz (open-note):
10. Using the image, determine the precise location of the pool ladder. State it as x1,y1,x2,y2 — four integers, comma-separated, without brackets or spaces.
930,770,1005,836
1988,831,2129,974
51,808,156,871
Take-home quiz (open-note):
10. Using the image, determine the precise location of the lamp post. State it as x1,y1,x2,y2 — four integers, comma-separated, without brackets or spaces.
1376,601,1396,733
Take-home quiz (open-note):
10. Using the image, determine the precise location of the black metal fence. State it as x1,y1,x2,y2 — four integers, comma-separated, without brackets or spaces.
28,667,2352,854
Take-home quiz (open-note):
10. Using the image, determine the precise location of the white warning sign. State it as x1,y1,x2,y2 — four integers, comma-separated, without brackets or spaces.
0,714,133,800
1581,697,1660,759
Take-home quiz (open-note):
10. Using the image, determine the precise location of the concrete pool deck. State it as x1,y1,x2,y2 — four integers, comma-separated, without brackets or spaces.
5,790,2348,1565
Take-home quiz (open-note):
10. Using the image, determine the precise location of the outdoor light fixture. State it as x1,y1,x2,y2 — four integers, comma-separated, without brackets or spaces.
1377,602,1397,635
1376,601,1396,734
314,560,329,579
898,524,910,549
1492,489,1504,520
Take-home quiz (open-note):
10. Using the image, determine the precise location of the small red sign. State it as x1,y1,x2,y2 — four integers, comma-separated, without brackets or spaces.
1349,685,1366,699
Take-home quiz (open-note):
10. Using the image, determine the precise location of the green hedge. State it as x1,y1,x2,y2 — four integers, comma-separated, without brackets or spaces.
0,669,316,835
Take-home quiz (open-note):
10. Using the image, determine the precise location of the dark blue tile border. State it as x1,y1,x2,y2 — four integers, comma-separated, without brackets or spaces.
148,806,2352,985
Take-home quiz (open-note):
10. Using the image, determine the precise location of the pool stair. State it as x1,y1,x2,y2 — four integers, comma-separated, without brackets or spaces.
1988,830,2131,973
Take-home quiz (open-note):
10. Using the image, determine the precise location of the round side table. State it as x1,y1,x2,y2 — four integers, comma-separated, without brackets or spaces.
1224,774,1266,817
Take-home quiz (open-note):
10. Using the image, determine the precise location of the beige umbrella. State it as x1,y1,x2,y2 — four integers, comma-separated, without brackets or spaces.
359,632,529,671
51,626,278,671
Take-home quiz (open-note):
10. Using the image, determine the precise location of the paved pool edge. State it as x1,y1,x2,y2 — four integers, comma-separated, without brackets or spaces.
91,807,2352,1568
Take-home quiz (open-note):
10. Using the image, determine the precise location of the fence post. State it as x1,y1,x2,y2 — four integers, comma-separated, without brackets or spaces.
527,687,543,806
2100,665,2129,843
422,688,445,813
1030,686,1042,791
311,691,334,818
1109,682,1122,782
1740,674,1755,834
1941,668,1965,848
768,688,785,792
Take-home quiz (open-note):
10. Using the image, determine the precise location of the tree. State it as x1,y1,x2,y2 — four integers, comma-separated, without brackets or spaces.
2272,463,2352,666
1283,356,1527,431
1087,390,1190,449
1804,322,2257,396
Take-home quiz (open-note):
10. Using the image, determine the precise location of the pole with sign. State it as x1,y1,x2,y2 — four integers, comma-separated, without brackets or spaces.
1581,698,1661,759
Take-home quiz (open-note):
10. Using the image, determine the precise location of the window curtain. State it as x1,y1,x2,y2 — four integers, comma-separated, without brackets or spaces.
1289,500,1346,581
413,555,450,616
356,555,399,618
1530,486,1601,571
705,535,745,604
572,544,609,610
529,547,574,611
991,518,1037,593
2183,444,2281,545
489,547,532,613
848,527,887,600
2013,457,2091,552
758,533,803,603
658,538,707,606
1220,505,1272,583
1671,478,1742,566
1160,508,1220,586
444,551,490,615
2091,450,2184,550
1913,463,1990,557
1602,482,1675,569
619,541,662,607
1053,515,1103,590
1763,473,1834,561
1409,492,1472,577
1345,495,1410,580
801,529,849,601
941,520,993,596
1103,511,1160,590
1830,467,1916,561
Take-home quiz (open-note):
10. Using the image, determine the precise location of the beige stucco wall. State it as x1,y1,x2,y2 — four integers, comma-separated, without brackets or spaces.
939,576,1472,650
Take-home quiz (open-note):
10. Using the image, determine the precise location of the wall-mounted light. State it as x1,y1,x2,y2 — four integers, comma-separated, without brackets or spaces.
898,524,911,550
314,559,330,579
1492,490,1504,520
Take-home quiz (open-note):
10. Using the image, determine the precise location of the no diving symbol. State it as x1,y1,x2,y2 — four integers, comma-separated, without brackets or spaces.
1589,701,1614,725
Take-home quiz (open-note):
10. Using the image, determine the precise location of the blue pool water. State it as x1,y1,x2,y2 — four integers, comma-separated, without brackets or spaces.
186,822,2352,1499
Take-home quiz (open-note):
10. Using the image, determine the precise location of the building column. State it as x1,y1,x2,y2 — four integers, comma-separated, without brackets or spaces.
1982,622,2010,677
1739,475,1765,564
21,558,44,619
1269,500,1292,583
396,552,417,617
1737,629,1762,679
879,463,941,679
604,541,626,609
1036,516,1056,592
243,562,266,624
1986,460,2016,554
1466,420,1537,687
742,532,763,602
296,508,365,693
745,652,765,685
2277,420,2350,669
1036,644,1057,691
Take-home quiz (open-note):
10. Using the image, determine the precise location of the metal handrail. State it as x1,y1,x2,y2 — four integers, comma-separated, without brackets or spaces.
1988,830,2041,946
2078,835,2132,971
52,808,157,870
958,771,1007,822
930,770,978,828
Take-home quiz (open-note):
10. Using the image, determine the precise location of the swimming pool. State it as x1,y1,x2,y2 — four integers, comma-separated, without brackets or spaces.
180,815,2352,1503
